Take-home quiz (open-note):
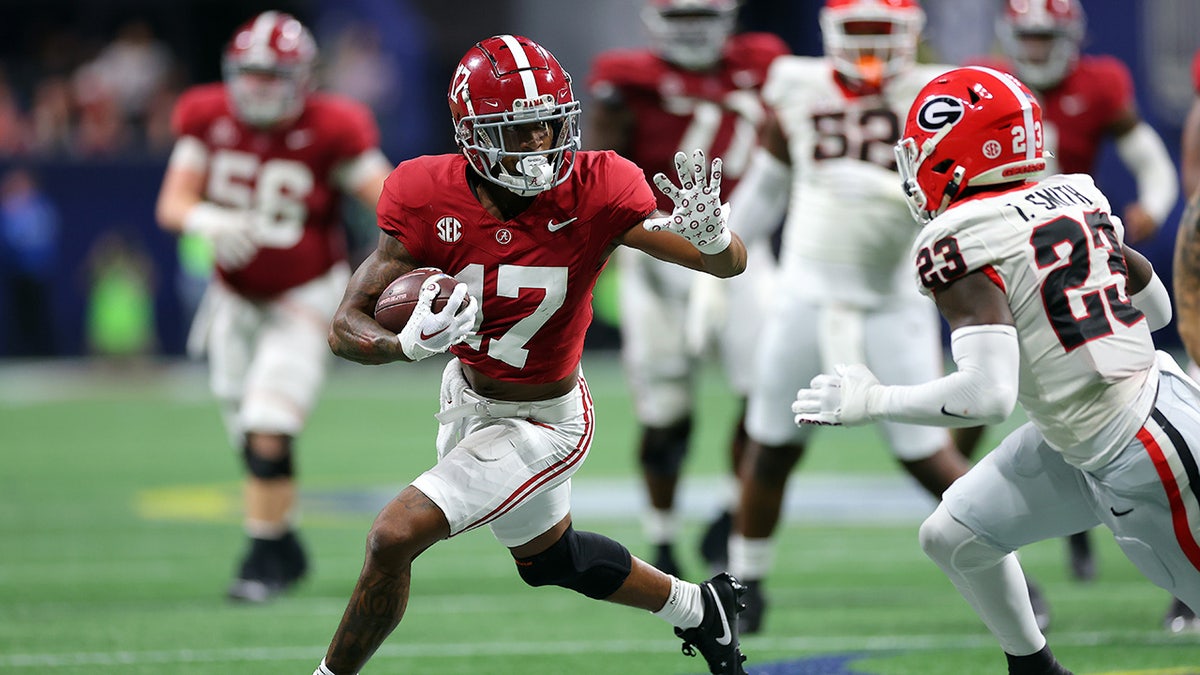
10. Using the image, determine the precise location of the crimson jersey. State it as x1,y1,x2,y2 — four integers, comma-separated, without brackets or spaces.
970,55,1134,175
587,33,789,210
378,151,657,384
171,83,381,298
1192,47,1200,93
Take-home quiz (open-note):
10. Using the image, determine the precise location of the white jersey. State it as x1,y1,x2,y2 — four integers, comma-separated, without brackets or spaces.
912,174,1157,469
764,57,949,305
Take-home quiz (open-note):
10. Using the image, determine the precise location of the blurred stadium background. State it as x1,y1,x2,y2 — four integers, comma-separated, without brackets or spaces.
4,1,1200,673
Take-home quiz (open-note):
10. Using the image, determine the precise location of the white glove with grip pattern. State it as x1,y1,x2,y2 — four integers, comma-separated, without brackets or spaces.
643,149,731,254
792,363,882,427
397,281,478,361
183,202,259,269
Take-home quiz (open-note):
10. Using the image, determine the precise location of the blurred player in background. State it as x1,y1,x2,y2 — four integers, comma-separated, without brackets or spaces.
155,11,392,602
796,64,1196,675
968,0,1178,598
314,34,754,675
722,0,1053,635
585,0,789,578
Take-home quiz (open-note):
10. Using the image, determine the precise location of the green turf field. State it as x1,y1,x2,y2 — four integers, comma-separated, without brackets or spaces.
2,353,1199,674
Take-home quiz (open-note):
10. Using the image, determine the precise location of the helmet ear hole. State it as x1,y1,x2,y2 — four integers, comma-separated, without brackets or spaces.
932,159,954,174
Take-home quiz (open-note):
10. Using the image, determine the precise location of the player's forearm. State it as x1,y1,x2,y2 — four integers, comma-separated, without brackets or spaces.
1173,190,1200,360
698,232,747,278
328,301,409,365
868,325,1019,428
1117,122,1178,226
155,184,204,233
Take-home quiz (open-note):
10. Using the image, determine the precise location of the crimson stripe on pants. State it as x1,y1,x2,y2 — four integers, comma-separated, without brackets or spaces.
462,379,595,532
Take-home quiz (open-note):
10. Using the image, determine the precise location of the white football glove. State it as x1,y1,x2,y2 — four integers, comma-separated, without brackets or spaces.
792,363,882,427
643,149,731,254
183,203,258,269
397,281,478,361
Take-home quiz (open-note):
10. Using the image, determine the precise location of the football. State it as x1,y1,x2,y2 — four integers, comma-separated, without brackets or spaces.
373,267,466,333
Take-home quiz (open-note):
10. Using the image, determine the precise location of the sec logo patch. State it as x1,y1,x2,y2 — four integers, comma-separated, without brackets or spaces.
436,217,462,244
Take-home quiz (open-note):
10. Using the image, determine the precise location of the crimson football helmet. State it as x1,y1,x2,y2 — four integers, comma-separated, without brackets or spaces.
997,0,1084,90
448,35,581,196
222,11,316,127
820,0,924,90
642,0,738,70
895,66,1047,224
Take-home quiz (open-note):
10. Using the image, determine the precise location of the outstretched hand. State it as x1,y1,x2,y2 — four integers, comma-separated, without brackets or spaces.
792,364,881,427
643,149,731,255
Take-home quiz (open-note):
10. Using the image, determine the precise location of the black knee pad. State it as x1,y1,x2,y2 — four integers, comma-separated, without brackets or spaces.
515,526,632,599
639,417,692,476
242,436,294,479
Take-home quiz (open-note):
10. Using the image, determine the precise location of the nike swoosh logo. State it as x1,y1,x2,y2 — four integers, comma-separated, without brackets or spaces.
706,585,733,646
547,217,578,232
1110,506,1134,517
941,405,970,419
420,326,448,341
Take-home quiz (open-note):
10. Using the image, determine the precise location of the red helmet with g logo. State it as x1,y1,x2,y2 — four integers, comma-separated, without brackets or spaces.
222,11,316,127
895,66,1047,224
448,35,581,196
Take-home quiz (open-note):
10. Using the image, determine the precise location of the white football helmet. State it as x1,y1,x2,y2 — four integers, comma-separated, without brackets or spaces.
222,11,316,127
820,0,925,91
996,0,1085,90
642,0,738,70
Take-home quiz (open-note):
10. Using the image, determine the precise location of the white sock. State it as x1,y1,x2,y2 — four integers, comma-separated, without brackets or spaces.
643,507,678,545
721,474,740,511
652,575,704,628
313,658,338,675
728,534,775,580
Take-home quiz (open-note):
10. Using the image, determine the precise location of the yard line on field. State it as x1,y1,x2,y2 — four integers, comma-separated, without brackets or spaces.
1,631,1190,668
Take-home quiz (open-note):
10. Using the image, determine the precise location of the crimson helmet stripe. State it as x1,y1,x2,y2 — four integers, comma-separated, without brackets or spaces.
246,11,280,62
497,34,541,101
964,65,1038,161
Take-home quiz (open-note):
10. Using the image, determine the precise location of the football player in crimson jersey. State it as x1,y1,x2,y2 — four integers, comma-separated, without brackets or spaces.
718,0,1042,635
154,11,393,603
585,0,789,579
966,0,1179,596
314,35,754,675
796,65,1196,675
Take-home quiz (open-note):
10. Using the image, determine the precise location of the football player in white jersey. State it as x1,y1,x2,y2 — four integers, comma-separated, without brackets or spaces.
722,0,1039,633
795,66,1197,675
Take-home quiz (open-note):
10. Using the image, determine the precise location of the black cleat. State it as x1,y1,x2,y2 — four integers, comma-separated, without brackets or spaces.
1025,575,1051,633
1066,531,1095,582
675,572,749,675
1164,597,1200,634
227,531,309,603
699,510,733,572
654,543,683,578
738,579,767,635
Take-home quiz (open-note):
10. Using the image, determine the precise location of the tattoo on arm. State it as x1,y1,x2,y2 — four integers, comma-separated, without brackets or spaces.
328,238,415,365
1174,190,1200,361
